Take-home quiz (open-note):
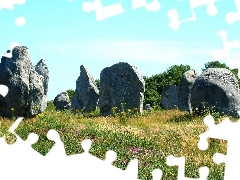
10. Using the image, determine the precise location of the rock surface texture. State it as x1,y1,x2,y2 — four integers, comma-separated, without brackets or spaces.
53,92,71,111
178,70,199,112
99,62,145,116
71,65,99,112
0,46,49,118
191,68,240,117
144,104,153,111
161,85,179,109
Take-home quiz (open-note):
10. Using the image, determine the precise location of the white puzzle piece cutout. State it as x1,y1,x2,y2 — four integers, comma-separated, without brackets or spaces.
198,114,240,180
167,0,219,30
2,85,240,179
166,155,209,180
132,0,161,12
212,30,240,78
1,42,20,58
0,85,8,97
0,0,26,10
0,0,26,26
225,0,240,24
82,0,124,21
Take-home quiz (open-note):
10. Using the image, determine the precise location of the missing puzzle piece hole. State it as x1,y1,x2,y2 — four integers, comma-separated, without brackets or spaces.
213,153,226,164
226,12,238,24
152,169,163,180
198,166,209,178
82,1,95,12
198,136,209,151
105,150,117,164
0,85,8,97
26,132,39,145
81,139,92,153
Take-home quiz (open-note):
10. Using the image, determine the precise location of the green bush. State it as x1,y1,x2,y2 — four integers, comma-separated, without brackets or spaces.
66,89,75,102
144,64,191,108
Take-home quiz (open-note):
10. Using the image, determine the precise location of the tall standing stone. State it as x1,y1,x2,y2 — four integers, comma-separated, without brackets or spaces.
0,46,49,118
191,68,240,117
99,62,145,116
178,69,199,112
161,85,179,109
71,65,99,112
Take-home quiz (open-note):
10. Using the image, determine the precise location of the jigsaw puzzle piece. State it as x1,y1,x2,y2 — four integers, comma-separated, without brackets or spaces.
82,0,124,21
167,0,219,30
166,155,209,180
226,0,240,24
131,0,161,11
212,30,240,77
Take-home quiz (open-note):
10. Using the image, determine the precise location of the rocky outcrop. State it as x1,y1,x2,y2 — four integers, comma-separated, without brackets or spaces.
0,46,49,118
99,62,145,116
71,65,99,112
161,85,178,109
53,92,71,111
191,68,240,117
144,104,153,111
178,70,199,112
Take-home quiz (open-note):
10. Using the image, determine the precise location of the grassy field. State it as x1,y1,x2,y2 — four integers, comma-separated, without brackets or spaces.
0,103,232,179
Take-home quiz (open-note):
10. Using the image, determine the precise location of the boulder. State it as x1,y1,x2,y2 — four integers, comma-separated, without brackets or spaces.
178,70,199,112
53,92,71,111
0,46,49,118
99,62,145,116
191,68,240,117
71,65,99,112
161,85,178,109
144,104,153,111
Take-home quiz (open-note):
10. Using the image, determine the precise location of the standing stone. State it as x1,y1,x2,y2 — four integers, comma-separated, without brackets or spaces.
71,65,99,112
0,46,49,118
161,85,179,109
99,62,145,116
144,104,153,111
191,68,240,117
53,92,71,111
178,70,199,112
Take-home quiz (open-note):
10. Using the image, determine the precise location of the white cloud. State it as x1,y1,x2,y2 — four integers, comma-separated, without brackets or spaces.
37,39,218,66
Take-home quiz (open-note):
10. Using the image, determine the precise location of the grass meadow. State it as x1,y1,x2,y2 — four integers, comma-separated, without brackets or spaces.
0,102,232,180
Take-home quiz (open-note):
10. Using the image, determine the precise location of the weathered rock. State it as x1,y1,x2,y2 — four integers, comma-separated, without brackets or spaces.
53,92,71,111
99,62,145,116
144,104,153,111
0,46,49,118
191,68,240,117
71,65,99,112
35,59,49,95
178,70,199,112
161,85,179,109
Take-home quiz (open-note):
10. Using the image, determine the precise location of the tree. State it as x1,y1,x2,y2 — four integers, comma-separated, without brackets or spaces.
202,61,229,72
144,64,191,107
66,89,75,102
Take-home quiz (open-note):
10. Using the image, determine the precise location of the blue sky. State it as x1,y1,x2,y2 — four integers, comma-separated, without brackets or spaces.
1,0,240,100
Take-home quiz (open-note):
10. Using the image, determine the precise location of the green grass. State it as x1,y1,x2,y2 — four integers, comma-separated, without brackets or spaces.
0,104,233,180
